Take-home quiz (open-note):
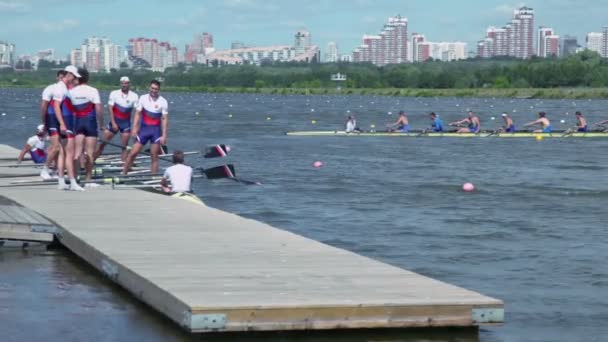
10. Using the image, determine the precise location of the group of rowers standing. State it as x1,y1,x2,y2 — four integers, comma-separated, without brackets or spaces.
345,109,607,134
16,66,191,192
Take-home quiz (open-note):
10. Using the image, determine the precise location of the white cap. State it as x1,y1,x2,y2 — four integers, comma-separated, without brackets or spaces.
501,113,508,117
120,76,130,82
64,65,81,78
36,124,45,132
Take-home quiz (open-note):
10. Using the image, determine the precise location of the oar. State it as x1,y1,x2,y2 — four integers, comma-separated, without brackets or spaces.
0,162,43,168
561,128,575,137
203,144,231,158
199,165,261,185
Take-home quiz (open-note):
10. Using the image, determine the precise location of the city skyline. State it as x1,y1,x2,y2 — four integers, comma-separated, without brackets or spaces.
1,0,608,58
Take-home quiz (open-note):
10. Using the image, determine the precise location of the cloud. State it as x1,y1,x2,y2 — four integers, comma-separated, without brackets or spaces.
0,1,31,13
361,15,378,24
219,0,279,12
493,3,526,16
36,19,79,33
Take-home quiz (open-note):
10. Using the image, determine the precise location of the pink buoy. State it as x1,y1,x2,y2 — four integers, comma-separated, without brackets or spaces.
462,183,475,192
313,161,323,168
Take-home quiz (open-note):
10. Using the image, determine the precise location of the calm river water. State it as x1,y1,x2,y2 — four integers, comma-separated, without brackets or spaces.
0,88,606,341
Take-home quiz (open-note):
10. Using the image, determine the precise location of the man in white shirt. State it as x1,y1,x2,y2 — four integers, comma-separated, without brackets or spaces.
39,70,66,179
345,115,359,133
70,68,104,182
161,150,192,193
17,124,47,164
122,80,169,175
54,65,81,191
95,76,138,161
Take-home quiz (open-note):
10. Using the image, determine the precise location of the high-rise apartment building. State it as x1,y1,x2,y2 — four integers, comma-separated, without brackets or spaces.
412,34,466,62
128,38,178,71
603,27,608,58
586,32,603,54
204,30,319,66
352,15,408,65
325,42,339,63
295,30,312,54
70,37,127,72
544,35,560,57
184,33,214,64
561,35,579,57
537,27,553,57
477,6,535,59
0,41,15,67
411,33,425,62
536,27,559,57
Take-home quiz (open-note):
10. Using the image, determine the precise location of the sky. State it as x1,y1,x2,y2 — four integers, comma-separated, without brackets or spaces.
1,0,607,58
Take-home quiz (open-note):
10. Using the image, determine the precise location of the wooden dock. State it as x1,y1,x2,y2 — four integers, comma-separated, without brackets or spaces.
0,144,503,333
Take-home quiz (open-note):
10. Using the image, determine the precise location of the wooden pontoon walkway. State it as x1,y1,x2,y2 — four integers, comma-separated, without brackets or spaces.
0,144,503,333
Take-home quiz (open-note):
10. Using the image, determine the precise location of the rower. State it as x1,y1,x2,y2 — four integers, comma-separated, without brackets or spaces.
71,68,104,181
122,80,169,175
575,111,588,132
524,112,552,133
39,70,66,179
160,150,192,193
17,124,47,164
95,76,139,161
500,113,516,133
388,111,410,132
429,112,444,132
345,115,360,133
450,111,480,133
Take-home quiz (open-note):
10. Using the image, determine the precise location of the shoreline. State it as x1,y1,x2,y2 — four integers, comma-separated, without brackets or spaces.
1,84,607,99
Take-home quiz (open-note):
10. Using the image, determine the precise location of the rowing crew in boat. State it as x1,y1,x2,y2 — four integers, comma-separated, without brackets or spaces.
355,110,608,134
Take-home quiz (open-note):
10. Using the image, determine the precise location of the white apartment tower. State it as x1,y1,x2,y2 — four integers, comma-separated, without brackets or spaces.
325,42,339,63
586,32,603,54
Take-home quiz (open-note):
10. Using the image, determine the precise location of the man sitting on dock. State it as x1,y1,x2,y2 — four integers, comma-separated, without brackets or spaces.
17,124,47,164
524,112,552,133
161,150,192,193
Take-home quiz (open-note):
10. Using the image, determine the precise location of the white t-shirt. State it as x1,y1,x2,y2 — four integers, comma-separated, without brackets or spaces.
51,81,69,103
42,84,55,101
108,90,139,112
345,120,357,132
163,164,192,193
26,135,45,152
69,84,101,118
69,84,101,106
137,94,168,115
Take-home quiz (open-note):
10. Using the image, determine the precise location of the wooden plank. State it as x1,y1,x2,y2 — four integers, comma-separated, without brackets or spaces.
0,205,18,223
0,206,37,224
0,226,53,243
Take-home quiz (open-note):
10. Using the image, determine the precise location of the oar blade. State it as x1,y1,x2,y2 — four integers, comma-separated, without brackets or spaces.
202,164,236,179
203,144,230,158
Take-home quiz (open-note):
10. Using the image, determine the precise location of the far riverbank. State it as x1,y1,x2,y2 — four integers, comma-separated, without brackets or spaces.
1,83,607,99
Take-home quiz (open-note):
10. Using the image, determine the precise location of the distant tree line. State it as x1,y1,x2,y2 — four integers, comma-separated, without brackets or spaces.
2,51,608,89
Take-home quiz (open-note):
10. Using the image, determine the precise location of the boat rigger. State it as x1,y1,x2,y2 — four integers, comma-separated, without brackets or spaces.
286,130,608,138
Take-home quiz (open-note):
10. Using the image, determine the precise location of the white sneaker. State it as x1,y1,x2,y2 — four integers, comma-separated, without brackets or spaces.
40,168,52,180
69,182,85,192
57,178,68,190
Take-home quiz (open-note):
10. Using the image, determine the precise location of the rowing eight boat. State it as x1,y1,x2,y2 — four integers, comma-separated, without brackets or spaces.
286,130,608,138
